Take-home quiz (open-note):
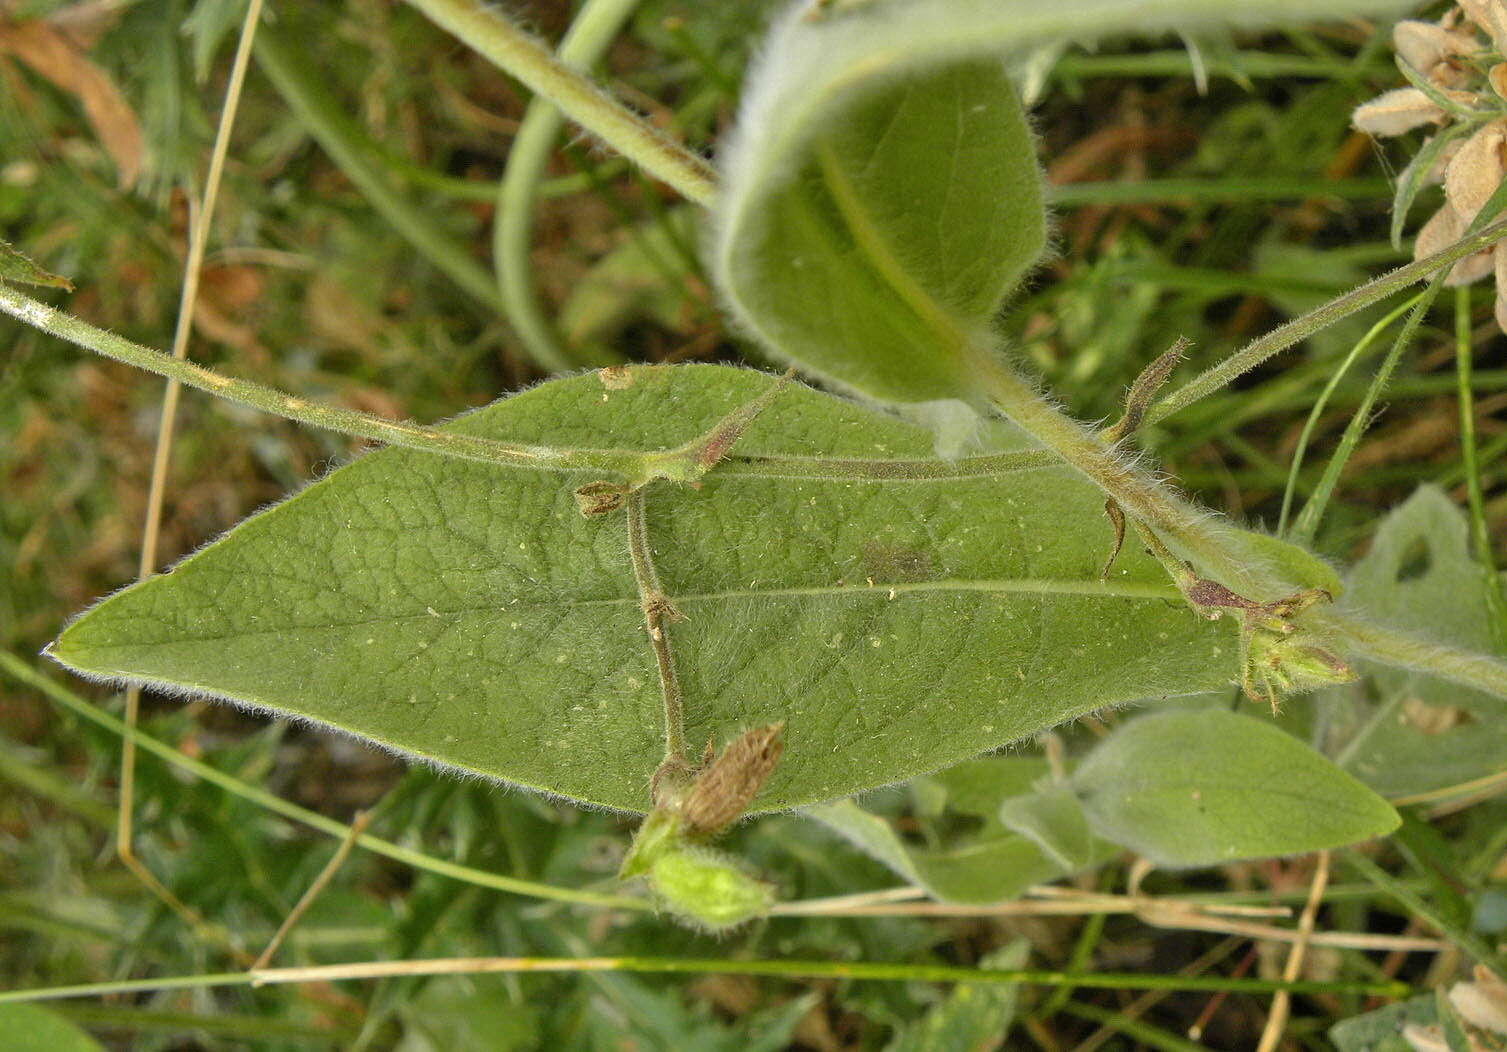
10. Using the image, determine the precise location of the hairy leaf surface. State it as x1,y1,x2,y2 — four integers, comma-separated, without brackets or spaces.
1329,487,1507,796
712,0,1415,404
1071,710,1399,866
52,365,1236,813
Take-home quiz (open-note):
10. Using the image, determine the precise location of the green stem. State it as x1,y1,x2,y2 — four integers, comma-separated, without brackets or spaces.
1325,614,1507,699
1047,176,1389,208
494,0,639,371
0,955,1413,1006
0,285,642,477
1150,217,1507,426
1455,287,1507,651
1345,851,1507,982
967,330,1507,702
1291,274,1446,545
403,0,716,205
0,651,650,911
624,490,687,767
0,288,1066,483
974,352,1259,593
253,24,506,316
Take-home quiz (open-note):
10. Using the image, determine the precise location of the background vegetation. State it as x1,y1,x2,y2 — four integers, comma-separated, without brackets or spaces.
1,0,1503,1048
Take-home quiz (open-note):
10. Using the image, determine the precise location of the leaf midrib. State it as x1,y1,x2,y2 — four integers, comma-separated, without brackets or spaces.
813,139,977,364
61,576,1183,650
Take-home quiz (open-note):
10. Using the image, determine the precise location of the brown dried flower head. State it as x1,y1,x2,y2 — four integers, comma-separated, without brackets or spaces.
1354,0,1507,332
677,723,785,836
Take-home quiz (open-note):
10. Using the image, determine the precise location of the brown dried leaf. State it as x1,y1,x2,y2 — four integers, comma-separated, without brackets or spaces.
0,19,142,187
1450,967,1507,1035
1495,242,1507,335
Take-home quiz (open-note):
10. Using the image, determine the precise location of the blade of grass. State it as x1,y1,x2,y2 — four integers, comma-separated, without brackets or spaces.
1276,294,1421,536
0,734,114,828
1059,1001,1214,1052
0,650,651,912
1455,285,1507,651
1149,217,1507,426
0,955,1416,1006
1344,850,1507,983
1048,176,1389,208
119,0,268,962
494,0,638,372
251,23,508,318
1289,274,1446,546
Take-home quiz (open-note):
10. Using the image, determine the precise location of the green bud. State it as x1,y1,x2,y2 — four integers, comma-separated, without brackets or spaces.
649,845,774,931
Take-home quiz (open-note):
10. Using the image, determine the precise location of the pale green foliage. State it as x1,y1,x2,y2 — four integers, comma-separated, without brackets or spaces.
50,365,1237,814
714,56,1043,401
997,783,1097,870
1070,710,1399,866
711,0,1415,404
807,757,1113,904
884,941,1028,1052
1325,487,1507,797
0,1005,105,1052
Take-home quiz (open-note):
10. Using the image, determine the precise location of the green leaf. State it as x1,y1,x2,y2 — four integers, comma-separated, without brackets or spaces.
711,0,1415,404
998,785,1099,870
1071,709,1399,866
51,365,1237,814
884,941,1028,1052
1348,487,1504,664
0,240,72,291
806,798,1066,905
1330,487,1507,796
715,53,1043,402
1330,995,1438,1052
0,1005,104,1052
1229,528,1345,598
400,977,540,1052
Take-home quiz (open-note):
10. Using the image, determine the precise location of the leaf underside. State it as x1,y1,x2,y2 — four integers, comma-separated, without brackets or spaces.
51,365,1236,813
1072,710,1399,866
711,0,1416,406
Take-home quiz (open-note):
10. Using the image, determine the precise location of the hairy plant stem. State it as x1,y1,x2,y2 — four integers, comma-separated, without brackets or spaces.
0,286,640,477
974,353,1260,593
970,344,1507,701
625,490,688,774
1150,216,1507,425
403,0,716,204
0,284,1066,481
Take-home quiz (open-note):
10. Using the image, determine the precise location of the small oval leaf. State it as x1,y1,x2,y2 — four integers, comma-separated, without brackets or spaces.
1071,709,1400,866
